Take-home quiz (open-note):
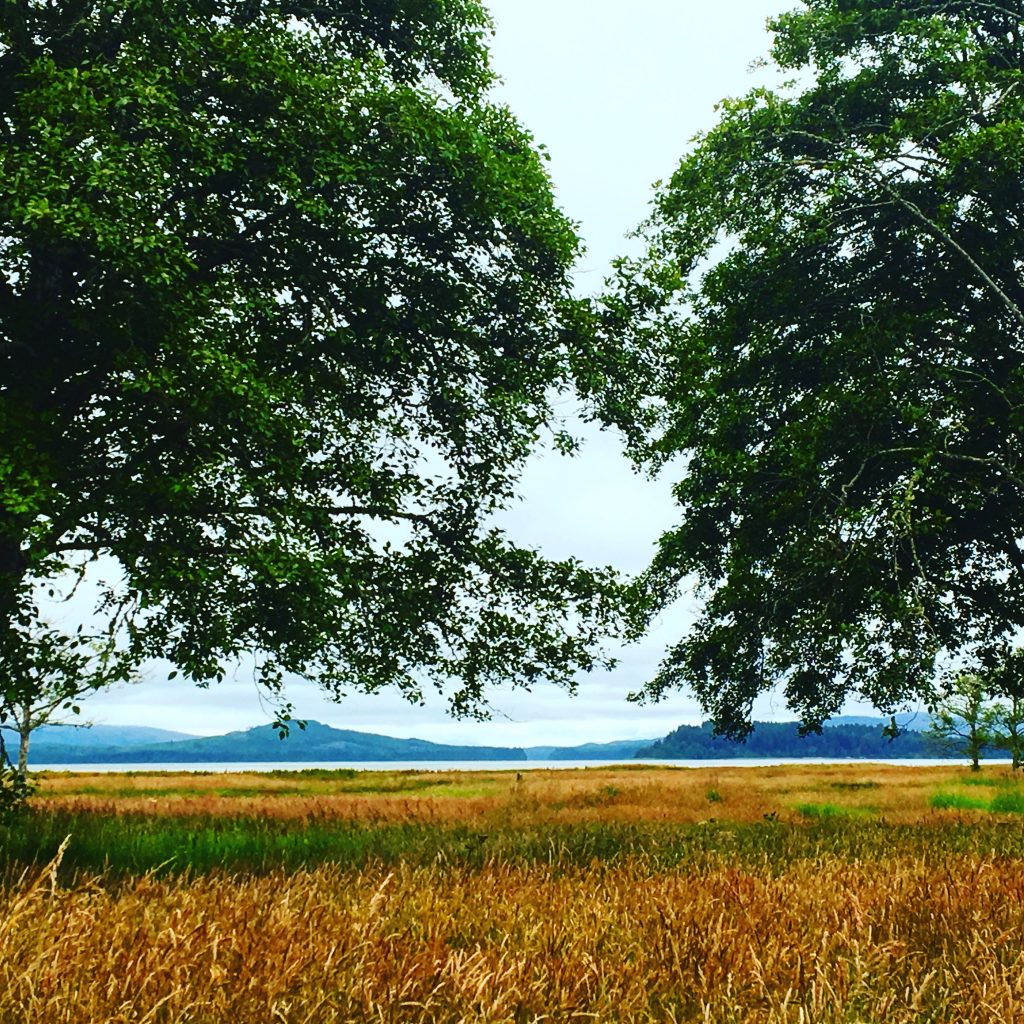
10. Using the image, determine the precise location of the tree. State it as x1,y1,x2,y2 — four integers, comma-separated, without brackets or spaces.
604,0,1024,735
0,623,130,773
988,648,1024,769
0,0,626,746
926,671,996,771
991,692,1024,770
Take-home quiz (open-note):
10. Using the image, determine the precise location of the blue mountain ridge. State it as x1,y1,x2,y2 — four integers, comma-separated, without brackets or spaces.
17,715,937,765
12,724,198,747
24,720,528,764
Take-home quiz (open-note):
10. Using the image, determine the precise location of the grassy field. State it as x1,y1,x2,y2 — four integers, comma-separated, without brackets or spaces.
3,763,1024,1022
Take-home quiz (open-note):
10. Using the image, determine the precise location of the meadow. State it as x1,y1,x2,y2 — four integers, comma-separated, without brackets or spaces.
3,763,1024,1022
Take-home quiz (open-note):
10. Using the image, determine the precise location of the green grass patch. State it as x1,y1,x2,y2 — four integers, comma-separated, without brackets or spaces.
956,774,1003,787
429,784,497,798
930,792,989,811
8,810,1024,882
930,788,1024,813
330,777,500,798
39,773,504,801
988,791,1024,813
829,781,880,791
42,785,312,799
793,802,872,820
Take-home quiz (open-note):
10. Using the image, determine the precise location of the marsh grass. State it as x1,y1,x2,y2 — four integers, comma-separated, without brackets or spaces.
916,760,1024,815
3,840,1024,1023
792,801,876,820
931,792,991,811
930,784,1024,814
7,802,1024,883
990,790,1024,813
6,765,1024,1021
957,771,1023,787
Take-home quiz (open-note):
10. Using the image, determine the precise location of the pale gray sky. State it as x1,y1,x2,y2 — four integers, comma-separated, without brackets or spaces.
83,0,798,745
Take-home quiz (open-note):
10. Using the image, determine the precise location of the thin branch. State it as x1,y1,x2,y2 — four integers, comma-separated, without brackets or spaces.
788,115,1024,333
867,169,1024,332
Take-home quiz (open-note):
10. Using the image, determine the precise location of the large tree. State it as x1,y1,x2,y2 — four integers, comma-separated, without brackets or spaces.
604,0,1024,735
0,0,624,740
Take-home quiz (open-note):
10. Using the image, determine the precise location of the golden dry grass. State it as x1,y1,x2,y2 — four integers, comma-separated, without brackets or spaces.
7,764,1024,1022
30,762,1021,825
4,846,1024,1022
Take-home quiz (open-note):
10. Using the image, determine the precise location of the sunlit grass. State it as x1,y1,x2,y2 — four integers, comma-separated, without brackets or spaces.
4,837,1024,1023
930,792,990,811
930,780,1024,813
792,801,874,819
956,771,1023,787
30,763,992,825
990,790,1024,813
5,765,1024,1021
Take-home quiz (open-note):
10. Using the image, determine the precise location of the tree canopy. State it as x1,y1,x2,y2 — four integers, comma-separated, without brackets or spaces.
606,0,1024,735
0,0,624,730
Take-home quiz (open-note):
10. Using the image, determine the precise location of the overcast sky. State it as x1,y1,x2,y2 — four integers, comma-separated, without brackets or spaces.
81,0,806,745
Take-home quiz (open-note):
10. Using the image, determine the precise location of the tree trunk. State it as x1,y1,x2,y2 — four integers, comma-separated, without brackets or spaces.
12,700,31,775
1,530,30,747
0,533,28,622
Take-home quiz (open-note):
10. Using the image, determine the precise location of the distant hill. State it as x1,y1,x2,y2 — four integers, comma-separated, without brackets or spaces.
540,739,658,761
19,725,198,748
7,724,198,764
26,720,528,764
636,721,943,760
523,746,558,760
22,717,945,766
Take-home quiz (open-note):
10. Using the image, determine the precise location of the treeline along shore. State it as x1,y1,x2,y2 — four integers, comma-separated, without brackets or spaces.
638,721,943,760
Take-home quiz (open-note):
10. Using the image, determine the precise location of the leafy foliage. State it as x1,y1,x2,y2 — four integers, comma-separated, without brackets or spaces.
608,0,1024,734
926,671,997,771
987,647,1024,768
0,1,624,722
0,622,133,772
927,649,1024,769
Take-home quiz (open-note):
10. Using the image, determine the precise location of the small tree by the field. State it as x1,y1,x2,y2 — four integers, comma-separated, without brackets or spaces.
0,624,130,774
988,649,1024,770
927,673,997,772
991,695,1024,771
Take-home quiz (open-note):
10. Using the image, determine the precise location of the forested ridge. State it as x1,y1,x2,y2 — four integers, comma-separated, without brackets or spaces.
637,722,947,760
